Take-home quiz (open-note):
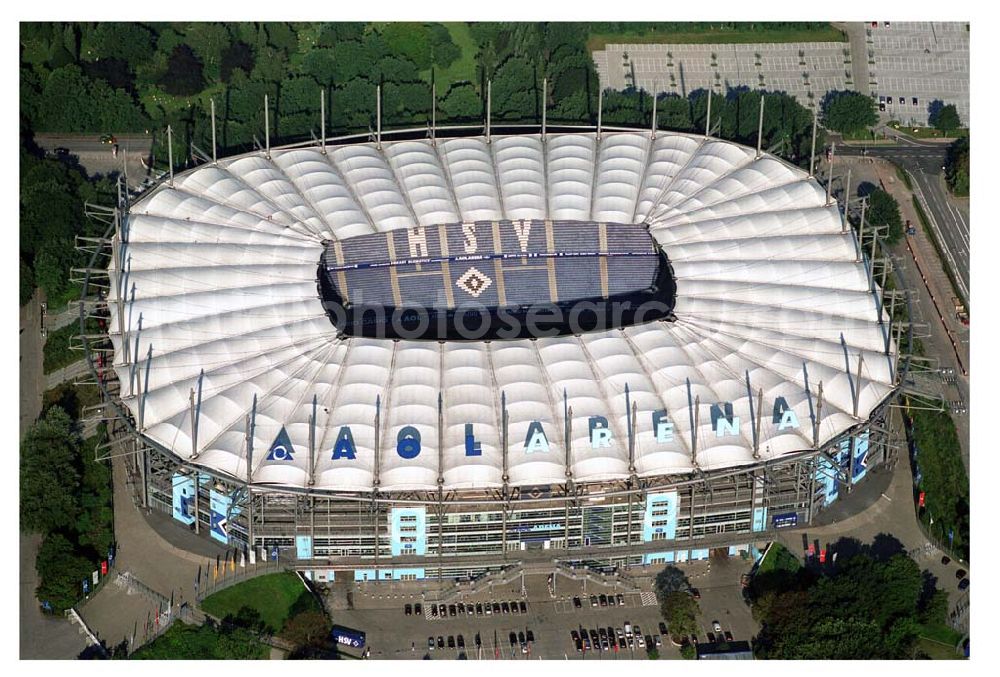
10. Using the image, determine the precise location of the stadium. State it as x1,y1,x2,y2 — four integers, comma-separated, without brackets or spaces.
81,106,907,582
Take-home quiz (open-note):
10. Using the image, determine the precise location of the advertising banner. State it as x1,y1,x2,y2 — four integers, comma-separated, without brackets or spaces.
296,535,313,560
171,473,196,525
389,507,427,556
209,490,232,544
642,491,679,542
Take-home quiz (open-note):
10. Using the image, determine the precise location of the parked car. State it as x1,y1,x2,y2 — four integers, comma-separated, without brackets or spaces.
414,603,422,615
526,629,534,643
899,96,905,105
475,602,483,615
654,634,663,647
690,588,701,600
590,595,599,607
583,636,591,651
501,601,510,614
707,632,716,643
724,631,734,642
484,602,492,615
405,603,412,616
571,630,580,642
467,603,474,616
956,569,967,580
912,97,919,106
519,600,527,613
456,603,465,614
457,634,465,649
599,594,608,607
449,604,457,616
879,103,886,112
447,635,455,649
616,593,625,605
712,620,723,632
510,600,519,614
492,602,501,614
636,633,646,648
618,635,627,649
431,605,438,617
959,578,970,590
437,636,445,649
428,636,435,651
438,604,446,616
509,631,517,647
941,555,951,565
659,622,668,636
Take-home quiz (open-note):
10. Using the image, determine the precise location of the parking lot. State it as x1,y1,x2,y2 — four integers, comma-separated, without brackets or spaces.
325,555,759,659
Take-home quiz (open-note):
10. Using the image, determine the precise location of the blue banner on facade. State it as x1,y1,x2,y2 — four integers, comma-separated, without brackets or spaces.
209,490,231,544
642,491,679,542
752,507,769,532
172,473,196,526
296,535,313,560
389,507,427,556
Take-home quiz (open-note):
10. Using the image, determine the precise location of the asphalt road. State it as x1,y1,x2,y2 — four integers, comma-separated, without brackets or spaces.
838,140,970,304
35,133,154,189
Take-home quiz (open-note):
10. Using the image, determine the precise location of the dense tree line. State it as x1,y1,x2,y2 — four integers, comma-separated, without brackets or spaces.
750,538,953,659
945,136,970,197
909,408,970,561
20,408,114,613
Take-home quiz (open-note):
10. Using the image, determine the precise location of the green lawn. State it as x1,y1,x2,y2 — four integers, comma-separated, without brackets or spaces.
201,572,320,634
889,122,969,140
915,636,963,660
587,25,846,51
757,542,801,574
423,22,478,88
42,318,97,374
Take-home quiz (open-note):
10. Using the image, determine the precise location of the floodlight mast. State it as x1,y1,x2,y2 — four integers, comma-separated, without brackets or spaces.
842,168,852,233
756,94,765,158
650,84,658,140
376,84,382,150
320,89,327,154
486,79,492,144
596,86,602,141
210,99,217,164
705,92,712,137
826,142,836,205
264,94,270,159
809,109,818,177
166,125,174,186
431,83,436,144
541,77,547,142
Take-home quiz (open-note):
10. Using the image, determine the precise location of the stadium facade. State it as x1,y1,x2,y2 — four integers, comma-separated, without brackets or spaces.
82,119,907,582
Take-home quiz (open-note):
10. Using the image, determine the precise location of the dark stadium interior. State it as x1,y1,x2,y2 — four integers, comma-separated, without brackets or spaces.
318,220,677,340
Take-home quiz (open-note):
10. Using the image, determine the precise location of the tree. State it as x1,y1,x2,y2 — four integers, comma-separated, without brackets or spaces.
491,56,537,121
380,23,433,71
653,565,689,598
86,22,155,70
945,136,969,197
864,188,904,244
220,42,254,83
281,610,332,651
160,44,205,97
20,406,82,534
661,591,699,639
821,90,877,135
439,83,481,122
35,532,94,613
659,94,692,131
20,257,35,306
929,103,961,135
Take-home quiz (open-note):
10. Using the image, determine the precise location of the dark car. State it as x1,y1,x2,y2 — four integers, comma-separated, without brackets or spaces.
912,97,919,106
573,596,582,608
690,634,699,645
510,600,520,614
956,569,967,580
526,630,534,643
448,635,455,649
571,630,580,642
899,96,905,105
475,633,481,648
475,602,483,615
438,636,445,649
428,636,435,651
457,634,465,649
438,604,446,616
599,594,608,607
582,636,591,651
431,604,438,617
467,603,474,616
509,631,517,647
607,594,616,606
449,604,457,616
492,602,501,614
724,630,734,642
618,635,627,649
599,627,608,639
959,578,970,590
501,601,510,614
415,603,422,615
941,555,951,565
616,593,624,605
589,629,599,645
659,622,668,635
690,588,701,600
879,102,886,112
707,631,716,643
519,600,527,613
590,595,599,607
457,602,465,614
405,603,412,616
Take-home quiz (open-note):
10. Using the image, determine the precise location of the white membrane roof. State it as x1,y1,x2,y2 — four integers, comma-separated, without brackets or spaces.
110,130,896,493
